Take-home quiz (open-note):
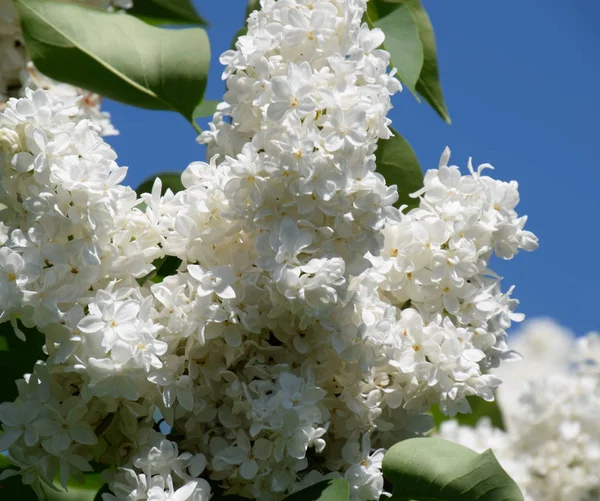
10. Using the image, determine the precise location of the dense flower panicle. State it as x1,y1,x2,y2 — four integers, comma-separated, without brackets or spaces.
0,1,537,500
0,0,130,136
493,318,576,419
438,321,600,501
0,88,163,496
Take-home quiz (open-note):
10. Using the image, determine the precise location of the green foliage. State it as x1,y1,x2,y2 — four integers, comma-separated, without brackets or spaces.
193,100,220,120
128,0,208,26
15,0,210,122
210,480,349,501
371,4,423,95
0,475,39,501
135,172,185,197
139,255,183,285
0,455,13,469
403,0,451,124
0,466,102,501
431,397,506,431
0,321,45,403
382,437,523,501
375,127,423,210
367,0,451,123
283,479,350,501
93,483,112,501
211,497,252,501
44,475,105,501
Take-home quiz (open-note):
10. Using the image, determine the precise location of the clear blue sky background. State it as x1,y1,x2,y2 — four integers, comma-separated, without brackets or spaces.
103,1,600,336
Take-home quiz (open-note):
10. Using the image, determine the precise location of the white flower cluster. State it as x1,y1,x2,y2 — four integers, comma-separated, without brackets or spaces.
494,318,576,419
0,1,537,500
0,88,163,497
438,320,600,501
0,0,131,136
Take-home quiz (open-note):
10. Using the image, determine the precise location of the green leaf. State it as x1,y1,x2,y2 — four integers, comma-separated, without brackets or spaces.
93,483,112,501
135,172,184,197
283,479,350,501
0,322,46,403
369,0,451,123
382,437,523,501
44,474,104,501
0,475,39,501
372,4,423,95
193,100,220,120
432,397,506,431
402,0,451,124
210,497,251,501
0,455,15,470
140,255,183,285
375,127,423,210
15,0,210,121
0,469,103,501
128,0,208,26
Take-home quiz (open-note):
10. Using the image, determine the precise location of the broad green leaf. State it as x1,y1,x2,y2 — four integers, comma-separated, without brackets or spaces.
432,396,506,431
0,467,103,500
375,127,423,210
193,100,220,120
369,0,451,123
382,437,523,501
154,256,183,281
93,483,111,501
128,0,208,26
402,0,451,124
0,455,14,470
44,474,104,501
283,479,350,501
15,0,210,121
0,475,39,500
135,172,184,197
210,497,251,501
139,255,183,285
0,322,45,403
371,5,423,95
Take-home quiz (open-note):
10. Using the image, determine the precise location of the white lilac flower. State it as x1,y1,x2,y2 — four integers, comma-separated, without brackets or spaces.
0,0,132,135
23,64,119,137
0,1,537,500
493,318,576,418
438,320,600,501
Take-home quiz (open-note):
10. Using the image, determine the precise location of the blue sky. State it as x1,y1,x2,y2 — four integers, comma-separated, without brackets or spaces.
104,1,600,336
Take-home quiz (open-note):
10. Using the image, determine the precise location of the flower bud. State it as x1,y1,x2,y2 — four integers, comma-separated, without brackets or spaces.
0,127,21,154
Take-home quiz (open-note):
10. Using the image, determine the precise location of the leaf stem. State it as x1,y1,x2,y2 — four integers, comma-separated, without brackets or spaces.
191,120,202,135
